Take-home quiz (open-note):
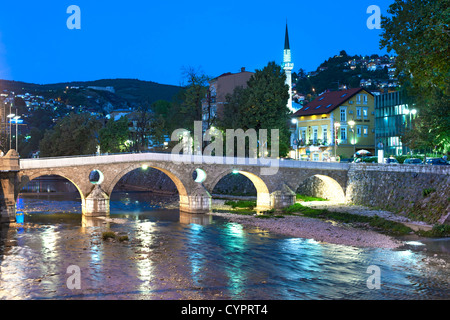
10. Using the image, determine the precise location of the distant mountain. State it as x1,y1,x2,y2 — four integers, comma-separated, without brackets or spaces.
0,78,182,107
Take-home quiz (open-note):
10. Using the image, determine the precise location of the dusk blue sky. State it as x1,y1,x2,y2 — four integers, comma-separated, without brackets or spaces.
0,0,395,86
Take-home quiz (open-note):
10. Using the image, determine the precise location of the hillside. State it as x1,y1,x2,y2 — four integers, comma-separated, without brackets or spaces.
294,51,398,101
0,78,182,108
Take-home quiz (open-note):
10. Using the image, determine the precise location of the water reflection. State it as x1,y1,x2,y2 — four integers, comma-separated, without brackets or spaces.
1,188,449,300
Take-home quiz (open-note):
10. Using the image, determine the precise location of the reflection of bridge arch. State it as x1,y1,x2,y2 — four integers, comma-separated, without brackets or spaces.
207,169,272,210
295,174,346,202
17,171,85,202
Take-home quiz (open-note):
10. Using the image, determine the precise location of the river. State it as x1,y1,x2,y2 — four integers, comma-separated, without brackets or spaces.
0,178,449,300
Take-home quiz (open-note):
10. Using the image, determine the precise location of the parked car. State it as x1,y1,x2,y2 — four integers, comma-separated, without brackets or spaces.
384,157,399,164
354,156,377,163
403,158,422,165
425,158,449,165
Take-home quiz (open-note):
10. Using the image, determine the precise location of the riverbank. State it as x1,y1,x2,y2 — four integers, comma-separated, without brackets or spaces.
209,199,431,249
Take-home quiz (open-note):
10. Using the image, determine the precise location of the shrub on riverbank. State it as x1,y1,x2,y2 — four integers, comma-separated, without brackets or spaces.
416,224,450,238
224,200,256,209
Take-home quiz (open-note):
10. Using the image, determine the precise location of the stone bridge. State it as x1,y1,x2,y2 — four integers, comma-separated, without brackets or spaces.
0,149,449,224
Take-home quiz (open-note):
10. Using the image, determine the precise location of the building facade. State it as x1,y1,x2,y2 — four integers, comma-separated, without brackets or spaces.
375,90,414,156
291,88,375,160
201,68,254,131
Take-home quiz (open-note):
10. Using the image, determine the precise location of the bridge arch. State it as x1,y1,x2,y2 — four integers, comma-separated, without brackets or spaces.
207,169,272,211
295,174,346,202
104,163,189,200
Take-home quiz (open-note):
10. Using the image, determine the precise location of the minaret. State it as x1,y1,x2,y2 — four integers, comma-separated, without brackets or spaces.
283,23,294,112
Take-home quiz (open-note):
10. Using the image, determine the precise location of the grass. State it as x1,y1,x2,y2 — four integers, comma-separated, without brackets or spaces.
282,203,413,236
416,224,450,238
224,200,257,209
296,194,328,202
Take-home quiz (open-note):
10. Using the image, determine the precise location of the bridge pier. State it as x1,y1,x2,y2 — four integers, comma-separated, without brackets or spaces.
270,184,296,211
82,185,110,217
179,184,212,214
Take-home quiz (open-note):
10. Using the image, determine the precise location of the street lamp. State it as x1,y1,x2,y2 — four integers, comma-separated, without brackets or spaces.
291,118,298,160
13,116,21,151
334,122,341,159
7,113,15,150
348,120,356,156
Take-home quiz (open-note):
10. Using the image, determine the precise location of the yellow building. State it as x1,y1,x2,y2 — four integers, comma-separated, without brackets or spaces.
291,88,375,161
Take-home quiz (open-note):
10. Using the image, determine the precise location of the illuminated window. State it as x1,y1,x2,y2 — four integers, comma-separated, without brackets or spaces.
363,126,369,137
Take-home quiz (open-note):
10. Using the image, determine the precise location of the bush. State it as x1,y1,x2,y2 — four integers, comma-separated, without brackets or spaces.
417,224,450,238
422,188,436,197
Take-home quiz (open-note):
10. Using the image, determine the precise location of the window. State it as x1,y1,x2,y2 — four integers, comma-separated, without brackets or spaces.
313,127,318,143
341,93,347,98
326,104,333,108
340,127,347,141
356,125,362,137
356,107,362,119
315,105,322,109
363,107,369,119
322,126,328,144
300,128,307,145
363,94,368,105
356,95,361,104
340,107,347,122
363,126,369,137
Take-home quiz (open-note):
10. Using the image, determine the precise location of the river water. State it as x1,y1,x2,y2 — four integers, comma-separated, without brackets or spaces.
0,178,449,300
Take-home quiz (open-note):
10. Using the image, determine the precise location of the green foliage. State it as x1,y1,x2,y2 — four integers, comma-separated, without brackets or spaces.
422,188,436,197
99,116,130,153
282,204,413,236
380,0,450,153
39,113,102,157
224,200,257,209
217,61,291,157
296,194,328,202
416,224,450,238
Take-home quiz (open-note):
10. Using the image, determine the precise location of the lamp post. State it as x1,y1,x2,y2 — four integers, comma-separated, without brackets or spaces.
7,113,15,151
334,122,341,159
291,118,298,160
348,120,356,156
14,116,21,151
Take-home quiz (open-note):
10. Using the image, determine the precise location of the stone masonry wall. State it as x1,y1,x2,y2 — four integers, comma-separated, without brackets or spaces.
346,164,450,224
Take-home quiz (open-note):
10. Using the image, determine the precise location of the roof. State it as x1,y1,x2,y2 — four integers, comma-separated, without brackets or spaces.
284,24,290,50
292,88,372,117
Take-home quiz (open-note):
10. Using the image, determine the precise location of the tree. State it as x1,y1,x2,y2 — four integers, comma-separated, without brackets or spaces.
179,66,211,131
217,61,291,157
40,113,102,157
99,116,130,153
380,0,450,152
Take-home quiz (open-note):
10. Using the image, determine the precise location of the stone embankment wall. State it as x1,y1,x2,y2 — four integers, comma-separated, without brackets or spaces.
346,164,450,224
